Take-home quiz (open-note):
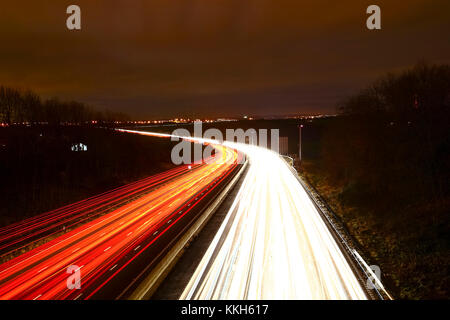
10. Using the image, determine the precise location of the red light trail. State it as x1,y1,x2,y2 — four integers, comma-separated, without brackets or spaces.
0,140,240,300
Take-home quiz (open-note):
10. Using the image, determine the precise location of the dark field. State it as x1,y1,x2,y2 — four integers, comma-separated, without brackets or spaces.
0,126,175,227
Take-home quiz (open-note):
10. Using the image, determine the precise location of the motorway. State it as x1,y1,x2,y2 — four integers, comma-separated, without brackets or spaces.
0,138,241,299
116,130,370,299
181,142,368,300
0,129,373,300
0,165,204,257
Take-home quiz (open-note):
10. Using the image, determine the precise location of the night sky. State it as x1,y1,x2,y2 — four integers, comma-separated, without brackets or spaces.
0,1,449,119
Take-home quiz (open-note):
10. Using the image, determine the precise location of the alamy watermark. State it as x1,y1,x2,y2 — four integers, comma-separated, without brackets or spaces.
366,264,382,290
366,5,381,30
65,5,381,31
66,265,81,290
66,5,81,30
170,121,280,165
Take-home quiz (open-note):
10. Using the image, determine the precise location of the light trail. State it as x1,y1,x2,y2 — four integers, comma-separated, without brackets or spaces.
0,134,241,300
0,128,371,300
181,142,368,300
0,165,200,257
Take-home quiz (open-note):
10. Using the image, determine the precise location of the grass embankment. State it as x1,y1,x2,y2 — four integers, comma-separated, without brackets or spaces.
302,160,449,299
300,63,450,299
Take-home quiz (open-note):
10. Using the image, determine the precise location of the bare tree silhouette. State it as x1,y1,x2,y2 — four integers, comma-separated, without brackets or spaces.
0,85,129,125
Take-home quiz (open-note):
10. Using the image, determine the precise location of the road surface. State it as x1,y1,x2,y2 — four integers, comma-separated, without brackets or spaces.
0,139,240,299
0,128,373,300
181,142,368,300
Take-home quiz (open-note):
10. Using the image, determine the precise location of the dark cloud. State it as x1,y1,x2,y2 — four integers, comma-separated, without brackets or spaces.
0,1,449,118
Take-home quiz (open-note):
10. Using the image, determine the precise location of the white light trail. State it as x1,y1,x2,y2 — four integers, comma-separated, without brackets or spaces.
117,129,368,299
181,143,368,300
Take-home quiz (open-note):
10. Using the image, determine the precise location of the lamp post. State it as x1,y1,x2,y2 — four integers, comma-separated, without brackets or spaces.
298,124,303,163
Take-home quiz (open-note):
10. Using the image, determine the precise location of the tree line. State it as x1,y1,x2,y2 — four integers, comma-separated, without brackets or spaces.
0,85,129,125
307,62,450,298
338,61,449,116
321,62,450,203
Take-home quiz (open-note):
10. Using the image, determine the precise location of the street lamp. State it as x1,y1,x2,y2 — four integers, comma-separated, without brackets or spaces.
298,124,303,163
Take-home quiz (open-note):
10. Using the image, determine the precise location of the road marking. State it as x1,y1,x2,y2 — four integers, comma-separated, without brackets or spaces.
38,266,48,273
110,264,118,271
104,246,111,252
33,294,42,300
153,231,158,236
134,245,141,251
127,232,133,236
